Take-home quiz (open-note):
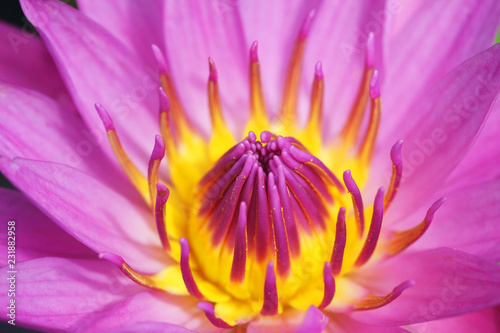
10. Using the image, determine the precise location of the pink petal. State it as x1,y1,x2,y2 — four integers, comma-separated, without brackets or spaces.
295,305,329,333
404,306,500,333
351,248,500,325
324,314,405,333
0,21,72,109
0,83,132,194
380,0,500,140
108,322,194,333
80,290,217,333
445,98,500,190
0,257,143,332
372,42,500,221
0,157,168,273
247,308,320,332
20,0,159,171
404,178,500,262
78,0,165,70
162,0,248,135
0,188,94,263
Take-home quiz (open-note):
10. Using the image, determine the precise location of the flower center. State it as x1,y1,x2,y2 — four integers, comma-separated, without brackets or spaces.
95,11,445,328
195,131,342,278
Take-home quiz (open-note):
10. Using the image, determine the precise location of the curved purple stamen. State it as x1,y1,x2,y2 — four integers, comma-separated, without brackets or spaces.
355,188,385,267
385,140,403,209
318,262,335,310
330,207,346,276
197,302,234,328
155,182,170,250
179,238,204,299
343,170,365,237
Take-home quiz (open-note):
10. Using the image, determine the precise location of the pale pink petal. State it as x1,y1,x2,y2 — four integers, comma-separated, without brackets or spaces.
0,21,72,109
0,157,168,273
380,0,500,139
404,306,500,333
0,257,144,332
0,188,94,263
77,0,165,69
445,98,500,190
402,178,500,262
20,0,160,171
371,42,500,221
0,83,132,194
81,291,218,333
351,248,500,325
163,0,248,135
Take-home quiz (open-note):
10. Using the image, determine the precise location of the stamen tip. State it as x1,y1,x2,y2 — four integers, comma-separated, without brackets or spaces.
151,44,168,75
315,61,324,80
300,9,316,39
390,140,403,163
98,252,124,267
95,103,114,130
152,135,166,160
158,87,170,113
369,69,380,99
156,182,170,198
250,41,259,63
208,57,217,82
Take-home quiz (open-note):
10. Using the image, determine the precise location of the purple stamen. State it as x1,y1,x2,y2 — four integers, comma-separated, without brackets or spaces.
231,202,248,283
179,238,204,299
268,173,291,277
95,103,114,130
197,302,234,328
250,41,259,63
343,170,365,237
355,188,385,267
330,207,346,276
260,261,279,316
155,182,170,251
318,262,335,310
276,164,301,256
385,140,403,209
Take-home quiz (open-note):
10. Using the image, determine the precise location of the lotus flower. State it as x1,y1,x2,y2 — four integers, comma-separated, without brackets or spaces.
1,0,500,332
